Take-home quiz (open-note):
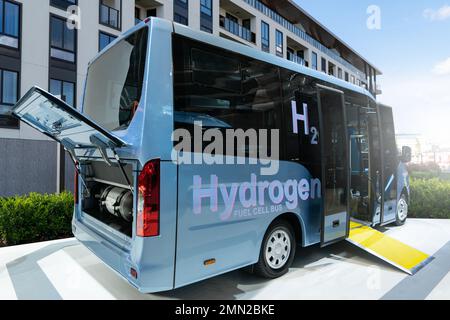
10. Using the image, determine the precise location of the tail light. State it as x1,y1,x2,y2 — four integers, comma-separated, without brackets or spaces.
137,159,160,237
74,167,79,205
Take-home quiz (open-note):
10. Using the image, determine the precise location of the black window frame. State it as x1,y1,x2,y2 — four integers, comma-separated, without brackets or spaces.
0,0,21,51
0,67,19,129
98,30,117,52
49,14,77,64
99,0,122,31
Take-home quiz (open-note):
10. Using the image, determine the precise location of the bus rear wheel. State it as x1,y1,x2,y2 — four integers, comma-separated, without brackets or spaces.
254,220,296,279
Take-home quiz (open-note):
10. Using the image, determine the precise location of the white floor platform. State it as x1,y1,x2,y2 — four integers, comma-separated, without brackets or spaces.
0,219,449,300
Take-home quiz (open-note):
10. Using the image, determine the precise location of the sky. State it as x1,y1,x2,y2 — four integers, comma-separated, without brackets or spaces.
296,0,450,147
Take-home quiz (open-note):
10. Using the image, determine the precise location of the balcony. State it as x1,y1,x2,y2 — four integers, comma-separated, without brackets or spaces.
220,15,256,44
243,0,366,82
287,54,306,66
100,2,120,29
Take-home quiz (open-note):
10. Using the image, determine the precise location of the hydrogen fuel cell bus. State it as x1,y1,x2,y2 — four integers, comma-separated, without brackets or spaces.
12,18,412,293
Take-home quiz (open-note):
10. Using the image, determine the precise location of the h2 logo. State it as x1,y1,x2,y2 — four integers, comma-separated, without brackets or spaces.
291,100,319,145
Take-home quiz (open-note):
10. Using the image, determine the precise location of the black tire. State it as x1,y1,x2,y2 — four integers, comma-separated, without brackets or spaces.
395,193,408,226
253,220,296,279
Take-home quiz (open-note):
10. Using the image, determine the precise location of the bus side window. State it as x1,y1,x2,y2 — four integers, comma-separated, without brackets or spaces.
173,35,283,160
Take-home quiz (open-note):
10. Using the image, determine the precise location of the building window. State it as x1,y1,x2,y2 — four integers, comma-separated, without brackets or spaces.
311,52,318,70
200,25,212,33
50,16,76,63
50,0,77,11
200,0,212,33
0,68,19,128
321,57,327,73
100,0,121,30
338,68,342,79
99,31,116,52
0,0,20,49
351,75,355,84
50,78,75,107
174,13,188,26
261,21,269,52
275,30,283,57
345,72,349,82
147,8,157,17
174,0,188,26
200,0,212,16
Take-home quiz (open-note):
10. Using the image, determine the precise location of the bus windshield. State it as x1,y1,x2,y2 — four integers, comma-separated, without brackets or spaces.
83,27,148,132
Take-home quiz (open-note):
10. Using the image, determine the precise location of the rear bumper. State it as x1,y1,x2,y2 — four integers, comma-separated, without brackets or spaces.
72,212,176,294
72,217,139,290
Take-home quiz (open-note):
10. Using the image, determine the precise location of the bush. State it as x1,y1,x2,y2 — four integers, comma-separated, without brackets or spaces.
408,162,442,180
0,192,74,246
409,178,450,219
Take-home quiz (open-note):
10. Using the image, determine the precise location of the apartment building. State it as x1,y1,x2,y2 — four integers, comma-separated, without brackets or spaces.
0,0,382,196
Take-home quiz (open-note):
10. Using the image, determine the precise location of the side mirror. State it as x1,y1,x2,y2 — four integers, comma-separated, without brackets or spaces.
401,146,412,163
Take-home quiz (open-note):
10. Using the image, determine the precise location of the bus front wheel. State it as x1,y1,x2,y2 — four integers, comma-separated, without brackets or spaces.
254,220,296,279
395,194,409,226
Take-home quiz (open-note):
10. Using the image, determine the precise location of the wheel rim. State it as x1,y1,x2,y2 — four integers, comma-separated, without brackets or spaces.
265,229,291,270
397,198,408,221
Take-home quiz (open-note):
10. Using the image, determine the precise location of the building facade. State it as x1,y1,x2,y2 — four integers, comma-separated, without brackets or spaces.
0,0,381,196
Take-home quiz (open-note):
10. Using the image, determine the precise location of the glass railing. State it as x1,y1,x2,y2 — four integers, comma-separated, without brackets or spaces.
243,0,366,81
100,3,120,29
287,54,306,66
220,15,255,43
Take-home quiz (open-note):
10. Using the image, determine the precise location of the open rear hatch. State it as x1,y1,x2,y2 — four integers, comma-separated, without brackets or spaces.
13,86,136,241
12,86,127,160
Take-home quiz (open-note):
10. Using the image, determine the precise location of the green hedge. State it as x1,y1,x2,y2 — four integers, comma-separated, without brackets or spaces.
409,178,450,219
0,192,74,246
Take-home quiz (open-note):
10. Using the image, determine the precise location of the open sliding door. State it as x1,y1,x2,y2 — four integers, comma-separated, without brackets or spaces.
318,85,350,247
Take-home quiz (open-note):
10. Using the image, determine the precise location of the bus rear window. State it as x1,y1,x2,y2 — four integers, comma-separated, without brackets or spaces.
83,27,148,131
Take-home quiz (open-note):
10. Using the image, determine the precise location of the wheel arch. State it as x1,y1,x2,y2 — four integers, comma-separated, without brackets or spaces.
268,212,305,247
400,187,410,204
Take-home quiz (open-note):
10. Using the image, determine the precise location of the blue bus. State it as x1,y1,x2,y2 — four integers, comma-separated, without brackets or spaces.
12,18,411,293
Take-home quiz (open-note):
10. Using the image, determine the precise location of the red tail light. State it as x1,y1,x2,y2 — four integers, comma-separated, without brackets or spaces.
74,167,79,205
137,159,160,237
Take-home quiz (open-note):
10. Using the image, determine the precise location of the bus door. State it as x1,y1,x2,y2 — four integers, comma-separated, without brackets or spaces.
347,102,372,223
379,105,399,224
367,102,383,225
317,85,350,246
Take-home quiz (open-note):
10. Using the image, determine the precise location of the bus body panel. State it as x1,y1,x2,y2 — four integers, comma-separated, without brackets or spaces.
174,161,322,288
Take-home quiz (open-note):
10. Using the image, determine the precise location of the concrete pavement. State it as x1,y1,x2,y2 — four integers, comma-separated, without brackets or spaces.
0,219,449,300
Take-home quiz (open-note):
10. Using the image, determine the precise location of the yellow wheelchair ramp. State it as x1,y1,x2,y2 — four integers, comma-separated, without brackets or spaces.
347,221,433,275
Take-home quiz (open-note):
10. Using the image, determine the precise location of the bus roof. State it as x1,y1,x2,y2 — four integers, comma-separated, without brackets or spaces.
172,21,377,103
90,18,377,103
